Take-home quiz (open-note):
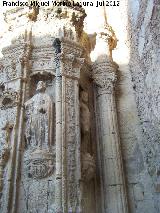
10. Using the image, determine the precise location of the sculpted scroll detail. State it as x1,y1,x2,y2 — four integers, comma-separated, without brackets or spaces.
25,81,55,179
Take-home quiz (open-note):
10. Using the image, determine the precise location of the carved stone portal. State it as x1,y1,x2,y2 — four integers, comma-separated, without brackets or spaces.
0,2,129,212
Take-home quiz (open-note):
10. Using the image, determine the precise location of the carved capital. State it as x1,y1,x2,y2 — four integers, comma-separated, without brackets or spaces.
92,58,118,94
54,39,84,79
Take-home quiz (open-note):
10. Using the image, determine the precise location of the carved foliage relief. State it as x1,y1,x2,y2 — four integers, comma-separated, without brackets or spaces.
65,78,80,209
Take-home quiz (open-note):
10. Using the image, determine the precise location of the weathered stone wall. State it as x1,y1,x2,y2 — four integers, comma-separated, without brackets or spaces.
127,0,160,212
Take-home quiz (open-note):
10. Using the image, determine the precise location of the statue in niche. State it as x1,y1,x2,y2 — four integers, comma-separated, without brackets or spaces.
80,90,96,181
80,90,91,152
25,81,53,150
25,81,55,179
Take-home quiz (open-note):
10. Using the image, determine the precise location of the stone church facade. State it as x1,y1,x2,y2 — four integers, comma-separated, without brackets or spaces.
0,0,159,212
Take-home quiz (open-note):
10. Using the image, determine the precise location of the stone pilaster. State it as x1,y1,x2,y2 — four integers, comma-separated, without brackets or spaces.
54,38,84,212
92,57,129,213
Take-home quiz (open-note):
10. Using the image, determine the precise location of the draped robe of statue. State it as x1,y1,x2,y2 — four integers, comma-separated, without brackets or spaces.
25,81,53,152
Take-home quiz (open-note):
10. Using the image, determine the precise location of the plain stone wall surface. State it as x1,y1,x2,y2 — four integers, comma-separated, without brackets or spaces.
127,0,160,212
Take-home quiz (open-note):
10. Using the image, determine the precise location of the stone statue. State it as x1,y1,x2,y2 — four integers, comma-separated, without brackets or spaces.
80,90,91,152
24,81,55,179
80,90,95,182
82,153,95,182
25,81,53,151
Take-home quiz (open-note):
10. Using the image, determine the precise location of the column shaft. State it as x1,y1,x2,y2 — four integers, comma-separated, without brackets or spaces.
93,60,129,213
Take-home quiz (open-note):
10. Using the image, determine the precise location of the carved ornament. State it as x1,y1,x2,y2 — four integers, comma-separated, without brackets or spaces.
0,89,20,109
92,59,118,93
27,149,55,179
54,51,84,79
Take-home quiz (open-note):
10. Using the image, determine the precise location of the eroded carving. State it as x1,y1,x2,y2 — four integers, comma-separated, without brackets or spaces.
82,153,95,182
0,122,13,195
92,61,118,94
0,145,10,193
98,24,117,56
0,83,5,95
27,149,54,179
0,89,20,109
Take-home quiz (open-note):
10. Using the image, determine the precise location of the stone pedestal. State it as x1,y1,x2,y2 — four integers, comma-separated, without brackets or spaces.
93,57,128,213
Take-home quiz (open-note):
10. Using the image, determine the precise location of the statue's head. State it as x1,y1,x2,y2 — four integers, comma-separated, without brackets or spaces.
36,81,46,92
81,91,88,103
